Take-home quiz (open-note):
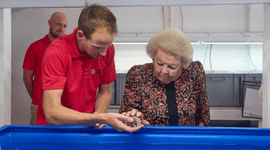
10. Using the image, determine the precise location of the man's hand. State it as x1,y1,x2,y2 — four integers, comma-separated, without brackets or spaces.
93,123,105,129
101,113,145,133
121,109,150,126
91,112,105,129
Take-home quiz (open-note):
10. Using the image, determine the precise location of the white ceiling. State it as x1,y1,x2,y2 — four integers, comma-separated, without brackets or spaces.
1,0,270,8
7,1,268,43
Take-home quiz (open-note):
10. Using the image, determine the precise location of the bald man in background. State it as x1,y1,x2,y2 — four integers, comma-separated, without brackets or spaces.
22,12,68,125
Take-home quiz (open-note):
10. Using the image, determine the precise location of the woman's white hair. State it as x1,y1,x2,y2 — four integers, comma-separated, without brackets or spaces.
146,28,193,69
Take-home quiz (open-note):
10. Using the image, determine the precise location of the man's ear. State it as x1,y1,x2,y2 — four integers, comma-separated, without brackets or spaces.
76,30,85,41
48,19,51,26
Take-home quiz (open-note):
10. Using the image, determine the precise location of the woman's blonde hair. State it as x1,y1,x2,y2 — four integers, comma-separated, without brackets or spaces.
146,28,193,68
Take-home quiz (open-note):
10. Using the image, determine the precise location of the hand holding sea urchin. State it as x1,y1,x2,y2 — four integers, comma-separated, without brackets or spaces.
128,116,141,127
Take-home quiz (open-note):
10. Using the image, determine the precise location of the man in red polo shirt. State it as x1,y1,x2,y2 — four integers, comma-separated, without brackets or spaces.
39,4,147,132
22,12,68,125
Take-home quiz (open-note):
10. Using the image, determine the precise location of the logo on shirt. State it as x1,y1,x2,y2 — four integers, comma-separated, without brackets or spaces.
91,69,95,75
91,69,104,75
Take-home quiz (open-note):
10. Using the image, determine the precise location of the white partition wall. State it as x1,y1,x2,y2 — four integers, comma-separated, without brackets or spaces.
0,9,3,126
262,4,270,128
0,8,11,126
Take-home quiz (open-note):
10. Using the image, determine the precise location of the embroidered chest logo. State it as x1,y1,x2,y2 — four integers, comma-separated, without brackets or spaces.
91,69,104,75
91,69,95,74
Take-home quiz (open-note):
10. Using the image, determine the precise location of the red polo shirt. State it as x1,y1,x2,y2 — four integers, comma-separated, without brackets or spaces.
37,28,117,125
22,35,51,105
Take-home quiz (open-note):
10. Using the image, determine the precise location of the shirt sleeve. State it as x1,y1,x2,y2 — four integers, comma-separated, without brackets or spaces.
42,46,69,90
119,65,142,113
22,43,37,70
101,44,117,84
194,61,210,126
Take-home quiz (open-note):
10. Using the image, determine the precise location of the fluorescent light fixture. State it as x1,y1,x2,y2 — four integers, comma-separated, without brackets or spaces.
189,42,263,45
113,42,263,45
113,42,148,45
201,42,263,45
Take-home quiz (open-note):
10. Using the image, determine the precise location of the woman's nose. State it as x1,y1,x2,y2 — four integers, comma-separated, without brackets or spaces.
161,66,169,74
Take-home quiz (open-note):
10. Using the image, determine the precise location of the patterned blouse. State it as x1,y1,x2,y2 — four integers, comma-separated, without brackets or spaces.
119,61,210,126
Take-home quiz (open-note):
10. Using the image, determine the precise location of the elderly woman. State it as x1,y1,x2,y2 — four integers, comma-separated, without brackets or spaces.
119,28,210,126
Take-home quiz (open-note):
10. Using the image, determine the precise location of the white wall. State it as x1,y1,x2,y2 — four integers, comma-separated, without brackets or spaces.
115,44,263,73
0,9,4,126
11,5,263,125
0,8,12,127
